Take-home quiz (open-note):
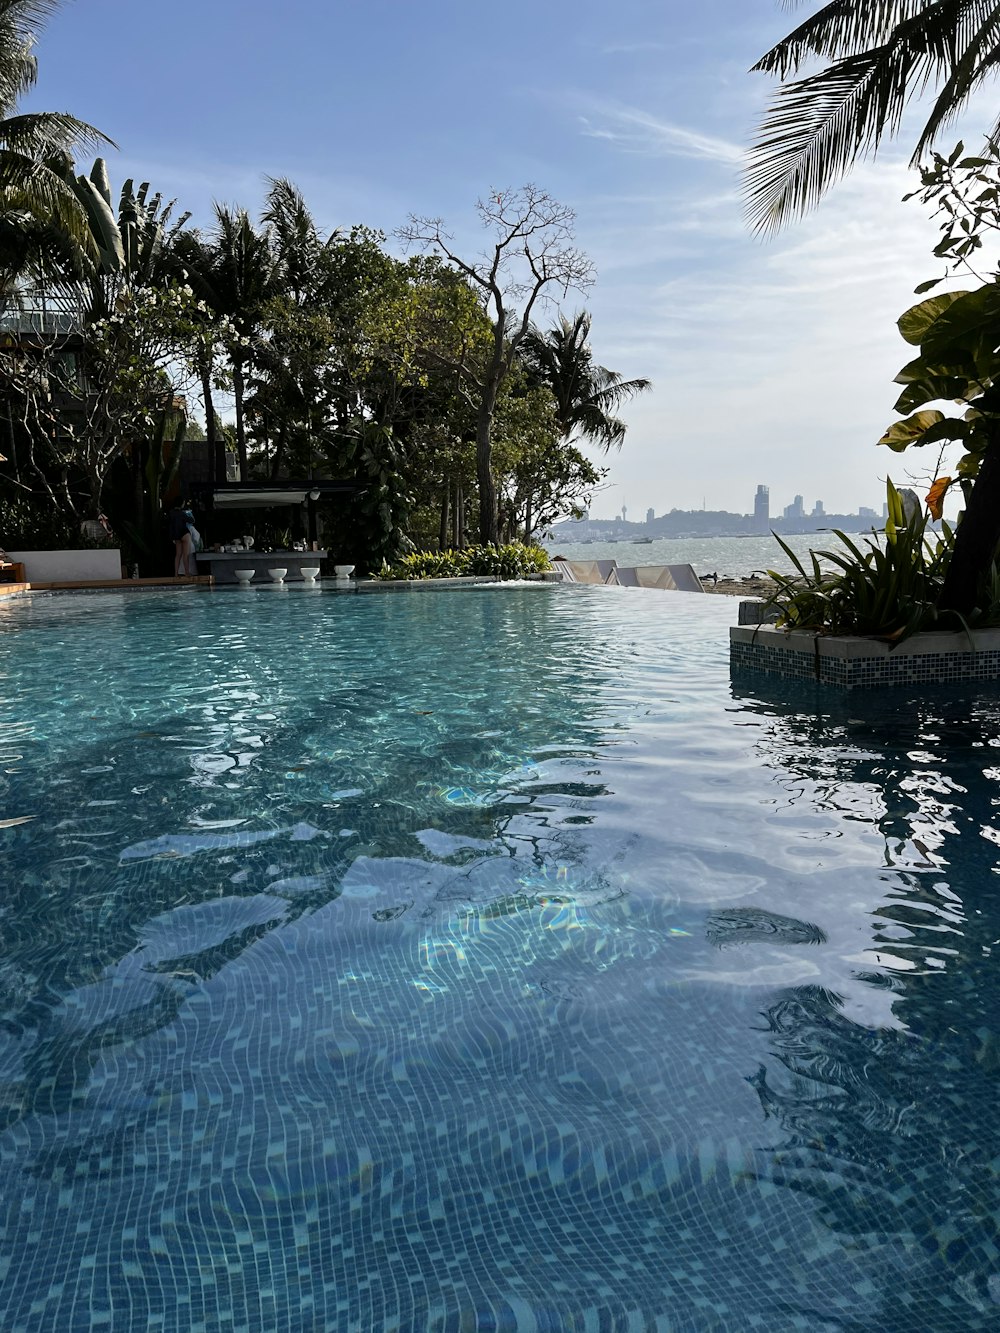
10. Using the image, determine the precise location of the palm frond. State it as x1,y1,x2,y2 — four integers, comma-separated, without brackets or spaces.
754,1,939,76
0,110,113,156
748,0,1000,230
0,151,96,255
747,45,924,232
0,1,65,108
913,3,1000,153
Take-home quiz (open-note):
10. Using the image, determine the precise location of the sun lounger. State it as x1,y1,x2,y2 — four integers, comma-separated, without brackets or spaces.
555,560,619,585
632,564,704,592
553,560,703,591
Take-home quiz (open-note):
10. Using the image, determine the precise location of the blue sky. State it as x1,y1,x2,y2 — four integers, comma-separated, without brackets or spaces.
25,0,987,518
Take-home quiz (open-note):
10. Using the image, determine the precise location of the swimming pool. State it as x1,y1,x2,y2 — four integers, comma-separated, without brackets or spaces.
1,584,998,1331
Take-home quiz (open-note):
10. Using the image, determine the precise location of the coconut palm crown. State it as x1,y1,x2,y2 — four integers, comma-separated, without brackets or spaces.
747,0,1000,234
520,311,651,451
0,0,112,272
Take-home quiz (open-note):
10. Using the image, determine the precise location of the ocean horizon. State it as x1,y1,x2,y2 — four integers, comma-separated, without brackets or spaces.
542,531,884,579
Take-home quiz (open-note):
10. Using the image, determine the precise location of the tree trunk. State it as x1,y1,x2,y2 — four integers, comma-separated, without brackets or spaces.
200,360,222,485
939,437,1000,615
454,479,463,549
271,425,287,481
476,400,498,545
87,469,104,521
439,482,451,550
524,493,533,545
233,357,248,481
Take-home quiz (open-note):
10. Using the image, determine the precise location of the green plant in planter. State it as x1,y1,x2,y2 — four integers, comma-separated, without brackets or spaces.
763,481,999,642
376,550,464,580
460,543,549,578
375,541,550,581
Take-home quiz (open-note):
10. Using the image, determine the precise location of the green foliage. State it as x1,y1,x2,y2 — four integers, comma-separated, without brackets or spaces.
461,543,551,577
764,482,1000,642
376,542,550,581
746,9,1000,233
0,493,78,549
379,549,465,580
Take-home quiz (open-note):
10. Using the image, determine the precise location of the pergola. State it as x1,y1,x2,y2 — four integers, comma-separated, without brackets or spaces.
192,479,364,547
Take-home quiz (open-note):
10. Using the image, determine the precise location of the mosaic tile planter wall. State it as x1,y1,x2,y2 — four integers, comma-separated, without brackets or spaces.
730,623,1000,689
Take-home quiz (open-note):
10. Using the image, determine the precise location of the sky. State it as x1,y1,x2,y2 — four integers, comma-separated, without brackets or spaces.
23,0,995,519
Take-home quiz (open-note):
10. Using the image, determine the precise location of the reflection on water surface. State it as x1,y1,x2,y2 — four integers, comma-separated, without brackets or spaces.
0,587,998,1330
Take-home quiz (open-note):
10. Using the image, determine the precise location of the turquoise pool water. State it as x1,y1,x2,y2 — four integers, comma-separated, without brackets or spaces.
1,584,999,1331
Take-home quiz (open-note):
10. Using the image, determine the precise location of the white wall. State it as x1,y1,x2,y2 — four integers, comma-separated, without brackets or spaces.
7,549,122,582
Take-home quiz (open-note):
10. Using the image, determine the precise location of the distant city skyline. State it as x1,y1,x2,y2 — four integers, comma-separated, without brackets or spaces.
593,483,886,524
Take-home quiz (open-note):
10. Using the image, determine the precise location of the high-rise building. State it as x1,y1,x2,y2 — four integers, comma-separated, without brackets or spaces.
753,485,769,530
812,500,825,517
783,495,805,521
645,507,655,526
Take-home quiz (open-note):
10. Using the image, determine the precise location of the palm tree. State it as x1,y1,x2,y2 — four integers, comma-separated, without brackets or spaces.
0,0,112,281
746,1,1000,233
210,205,277,479
520,311,651,450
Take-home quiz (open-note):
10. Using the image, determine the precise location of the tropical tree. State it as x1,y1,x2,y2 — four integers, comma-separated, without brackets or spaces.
398,186,595,544
0,280,233,520
520,311,651,450
161,226,228,479
0,0,112,286
746,0,1000,233
210,205,277,479
491,374,605,541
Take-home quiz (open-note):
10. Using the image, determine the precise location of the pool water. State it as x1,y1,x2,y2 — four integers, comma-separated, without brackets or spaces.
1,585,999,1331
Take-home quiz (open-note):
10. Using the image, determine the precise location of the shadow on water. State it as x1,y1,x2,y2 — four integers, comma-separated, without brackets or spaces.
728,674,1000,1327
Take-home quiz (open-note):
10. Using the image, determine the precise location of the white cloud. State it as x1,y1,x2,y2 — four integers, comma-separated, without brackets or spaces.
572,156,962,518
579,104,744,165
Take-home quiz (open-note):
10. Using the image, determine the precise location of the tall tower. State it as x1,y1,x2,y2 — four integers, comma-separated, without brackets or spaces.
753,485,769,531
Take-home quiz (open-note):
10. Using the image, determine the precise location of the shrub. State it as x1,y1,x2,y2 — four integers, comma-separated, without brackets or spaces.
764,480,1000,643
460,543,550,578
376,542,550,581
0,496,81,551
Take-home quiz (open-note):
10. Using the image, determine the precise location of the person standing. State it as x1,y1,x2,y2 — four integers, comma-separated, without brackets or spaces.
168,501,197,576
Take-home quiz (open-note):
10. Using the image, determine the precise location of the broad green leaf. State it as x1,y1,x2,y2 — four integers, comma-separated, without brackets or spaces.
892,353,975,384
877,410,944,452
908,416,972,446
89,157,112,207
893,376,973,414
922,284,1000,364
897,291,969,346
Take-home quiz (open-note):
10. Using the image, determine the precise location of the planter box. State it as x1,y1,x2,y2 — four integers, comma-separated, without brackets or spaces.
731,622,1000,689
7,548,122,582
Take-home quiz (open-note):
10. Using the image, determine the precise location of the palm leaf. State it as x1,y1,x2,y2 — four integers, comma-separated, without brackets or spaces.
754,1,958,76
747,0,1000,230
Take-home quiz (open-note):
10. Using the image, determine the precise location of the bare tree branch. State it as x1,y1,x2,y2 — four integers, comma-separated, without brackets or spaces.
396,185,595,543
